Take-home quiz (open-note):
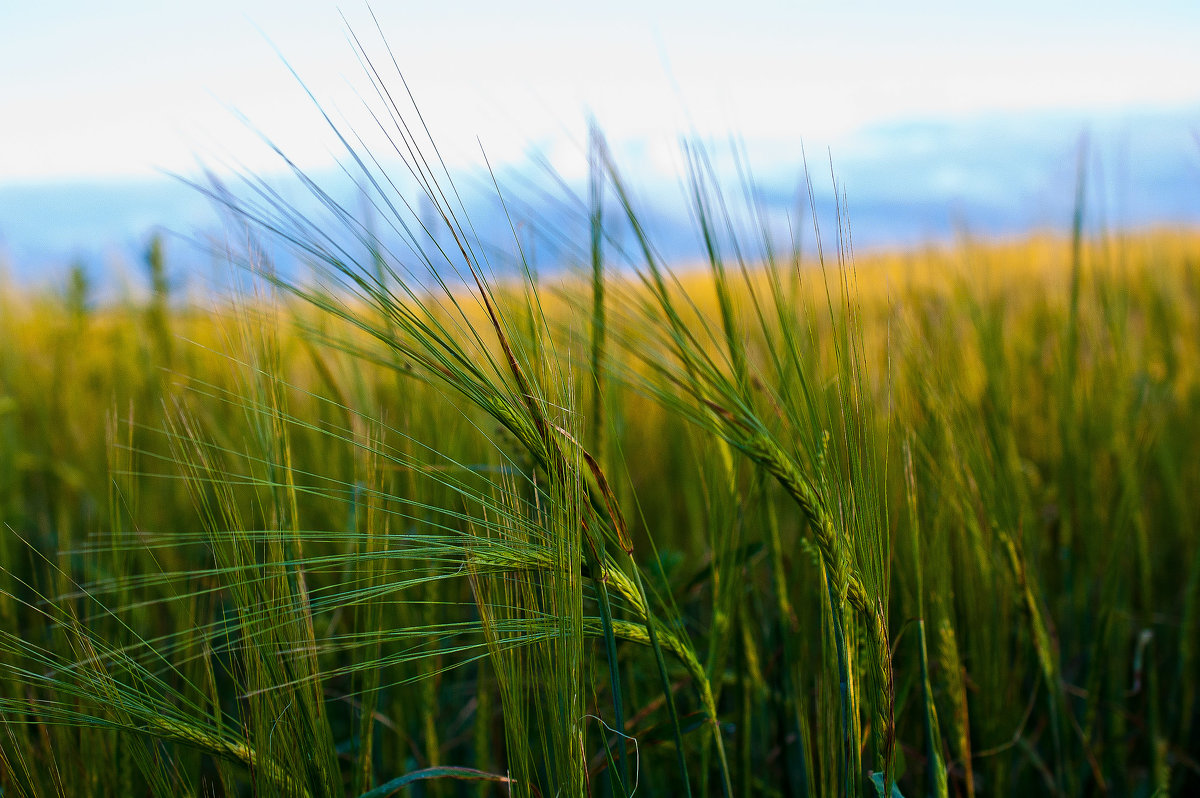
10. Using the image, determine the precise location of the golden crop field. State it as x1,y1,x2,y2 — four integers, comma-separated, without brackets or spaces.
3,153,1199,798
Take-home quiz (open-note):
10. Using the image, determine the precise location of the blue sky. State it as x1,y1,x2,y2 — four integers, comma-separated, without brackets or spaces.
1,2,1198,284
3,1,1198,182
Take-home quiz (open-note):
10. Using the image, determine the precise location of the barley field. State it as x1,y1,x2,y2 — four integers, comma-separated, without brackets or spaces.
1,67,1199,798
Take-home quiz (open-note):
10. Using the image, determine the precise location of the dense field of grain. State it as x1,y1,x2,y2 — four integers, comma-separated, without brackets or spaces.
2,166,1199,798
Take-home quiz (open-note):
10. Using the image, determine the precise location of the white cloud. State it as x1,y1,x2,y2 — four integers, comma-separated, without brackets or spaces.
1,2,1197,181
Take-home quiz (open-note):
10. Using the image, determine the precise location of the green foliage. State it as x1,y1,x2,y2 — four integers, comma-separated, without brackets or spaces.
1,27,1199,797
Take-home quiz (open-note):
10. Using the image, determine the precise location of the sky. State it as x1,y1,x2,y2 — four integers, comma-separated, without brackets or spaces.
1,2,1198,285
2,1,1198,183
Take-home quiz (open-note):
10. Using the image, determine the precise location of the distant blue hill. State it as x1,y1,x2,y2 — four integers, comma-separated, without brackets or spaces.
1,105,1196,295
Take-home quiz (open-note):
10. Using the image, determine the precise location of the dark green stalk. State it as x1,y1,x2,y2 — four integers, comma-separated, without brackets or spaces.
631,565,693,797
766,498,811,798
825,563,857,798
917,620,947,798
589,123,608,462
